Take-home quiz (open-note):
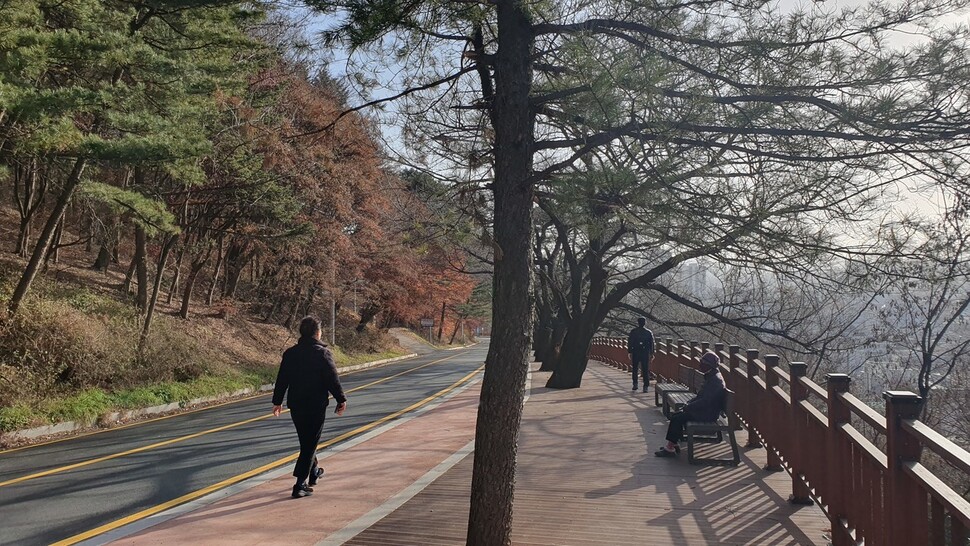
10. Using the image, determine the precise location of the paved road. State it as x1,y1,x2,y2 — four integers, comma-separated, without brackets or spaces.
0,343,488,546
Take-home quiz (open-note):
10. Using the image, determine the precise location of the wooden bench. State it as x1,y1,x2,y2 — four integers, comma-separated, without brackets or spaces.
665,391,694,419
686,389,740,467
653,363,691,407
661,366,704,418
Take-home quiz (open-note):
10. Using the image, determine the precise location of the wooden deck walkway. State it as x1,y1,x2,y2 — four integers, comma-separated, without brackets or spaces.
347,363,830,545
108,361,830,545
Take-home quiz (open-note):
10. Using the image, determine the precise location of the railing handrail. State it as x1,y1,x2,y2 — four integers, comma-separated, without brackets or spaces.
587,336,970,546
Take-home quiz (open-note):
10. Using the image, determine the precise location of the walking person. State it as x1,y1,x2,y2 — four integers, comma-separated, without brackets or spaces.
655,351,726,457
627,317,655,392
272,316,347,498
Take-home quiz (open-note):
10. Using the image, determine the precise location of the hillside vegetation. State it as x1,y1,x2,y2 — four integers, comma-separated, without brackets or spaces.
0,2,487,434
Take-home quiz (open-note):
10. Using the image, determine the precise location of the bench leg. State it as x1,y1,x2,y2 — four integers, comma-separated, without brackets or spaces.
687,429,696,465
687,427,741,467
728,429,740,466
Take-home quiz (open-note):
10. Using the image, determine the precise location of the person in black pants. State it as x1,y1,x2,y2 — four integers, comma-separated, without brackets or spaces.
655,351,726,457
272,316,347,498
627,317,655,392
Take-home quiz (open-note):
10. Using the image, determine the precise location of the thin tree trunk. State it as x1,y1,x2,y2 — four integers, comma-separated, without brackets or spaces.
356,303,380,333
123,254,137,295
284,286,303,328
167,245,186,305
13,158,45,257
206,237,225,306
222,243,253,298
8,158,86,314
178,259,207,319
449,318,462,345
263,298,281,323
437,301,446,342
140,235,177,352
43,217,64,271
467,3,535,543
134,225,148,310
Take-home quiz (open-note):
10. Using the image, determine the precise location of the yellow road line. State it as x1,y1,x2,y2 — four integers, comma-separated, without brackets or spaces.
0,392,269,456
51,365,484,546
0,352,467,487
0,354,418,456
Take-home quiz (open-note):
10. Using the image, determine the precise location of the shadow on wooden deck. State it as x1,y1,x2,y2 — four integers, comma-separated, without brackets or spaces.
346,363,830,546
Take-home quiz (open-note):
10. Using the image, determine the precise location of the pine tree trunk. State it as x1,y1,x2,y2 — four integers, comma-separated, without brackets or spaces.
15,219,30,257
538,321,567,372
123,255,137,295
129,225,147,309
43,218,64,271
205,237,225,306
8,158,86,314
92,245,110,272
263,298,281,323
178,261,205,319
437,301,446,342
466,3,535,544
355,303,380,333
140,234,177,352
222,243,252,298
284,287,303,328
13,159,43,258
545,319,597,389
166,245,186,305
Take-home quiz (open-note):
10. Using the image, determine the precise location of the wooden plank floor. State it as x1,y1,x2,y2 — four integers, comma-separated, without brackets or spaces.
347,363,830,545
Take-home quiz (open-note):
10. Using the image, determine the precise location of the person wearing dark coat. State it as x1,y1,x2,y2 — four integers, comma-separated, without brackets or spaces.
272,316,347,498
627,317,655,392
655,351,726,457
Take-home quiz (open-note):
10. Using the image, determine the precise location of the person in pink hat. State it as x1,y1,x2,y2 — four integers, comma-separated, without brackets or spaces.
655,350,725,457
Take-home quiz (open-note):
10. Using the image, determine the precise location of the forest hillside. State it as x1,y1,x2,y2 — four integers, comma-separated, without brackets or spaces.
0,2,487,436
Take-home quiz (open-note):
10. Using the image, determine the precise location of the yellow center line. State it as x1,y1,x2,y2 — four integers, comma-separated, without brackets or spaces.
0,352,468,488
51,365,484,546
0,354,412,456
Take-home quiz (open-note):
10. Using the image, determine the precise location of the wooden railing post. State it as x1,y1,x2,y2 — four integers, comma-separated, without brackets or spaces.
700,341,710,354
727,345,741,411
689,340,699,362
788,362,813,505
763,355,783,471
745,349,761,448
826,374,852,546
884,391,926,546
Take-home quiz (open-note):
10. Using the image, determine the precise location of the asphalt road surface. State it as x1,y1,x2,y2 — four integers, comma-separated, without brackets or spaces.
0,343,488,546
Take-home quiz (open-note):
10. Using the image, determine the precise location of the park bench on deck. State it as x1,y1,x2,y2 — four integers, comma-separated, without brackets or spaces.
661,366,704,418
653,363,691,407
685,389,740,467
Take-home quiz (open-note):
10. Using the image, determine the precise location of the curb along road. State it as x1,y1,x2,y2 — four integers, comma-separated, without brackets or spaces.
0,353,419,447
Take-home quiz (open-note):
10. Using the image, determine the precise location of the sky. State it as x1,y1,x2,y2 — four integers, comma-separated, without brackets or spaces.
285,0,970,221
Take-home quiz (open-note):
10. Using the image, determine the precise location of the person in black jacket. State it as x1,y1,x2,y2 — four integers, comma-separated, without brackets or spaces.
655,351,726,457
627,317,655,392
272,316,347,498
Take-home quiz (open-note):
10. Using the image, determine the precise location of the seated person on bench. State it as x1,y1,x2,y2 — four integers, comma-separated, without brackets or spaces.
654,351,726,457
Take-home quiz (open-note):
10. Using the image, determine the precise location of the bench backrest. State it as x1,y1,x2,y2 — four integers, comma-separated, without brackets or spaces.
677,364,693,386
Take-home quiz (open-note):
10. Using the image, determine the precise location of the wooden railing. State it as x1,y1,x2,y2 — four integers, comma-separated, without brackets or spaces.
589,336,970,546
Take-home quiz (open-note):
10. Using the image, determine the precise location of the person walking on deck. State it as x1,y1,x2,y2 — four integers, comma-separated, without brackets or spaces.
655,351,725,457
627,317,655,392
273,316,347,498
